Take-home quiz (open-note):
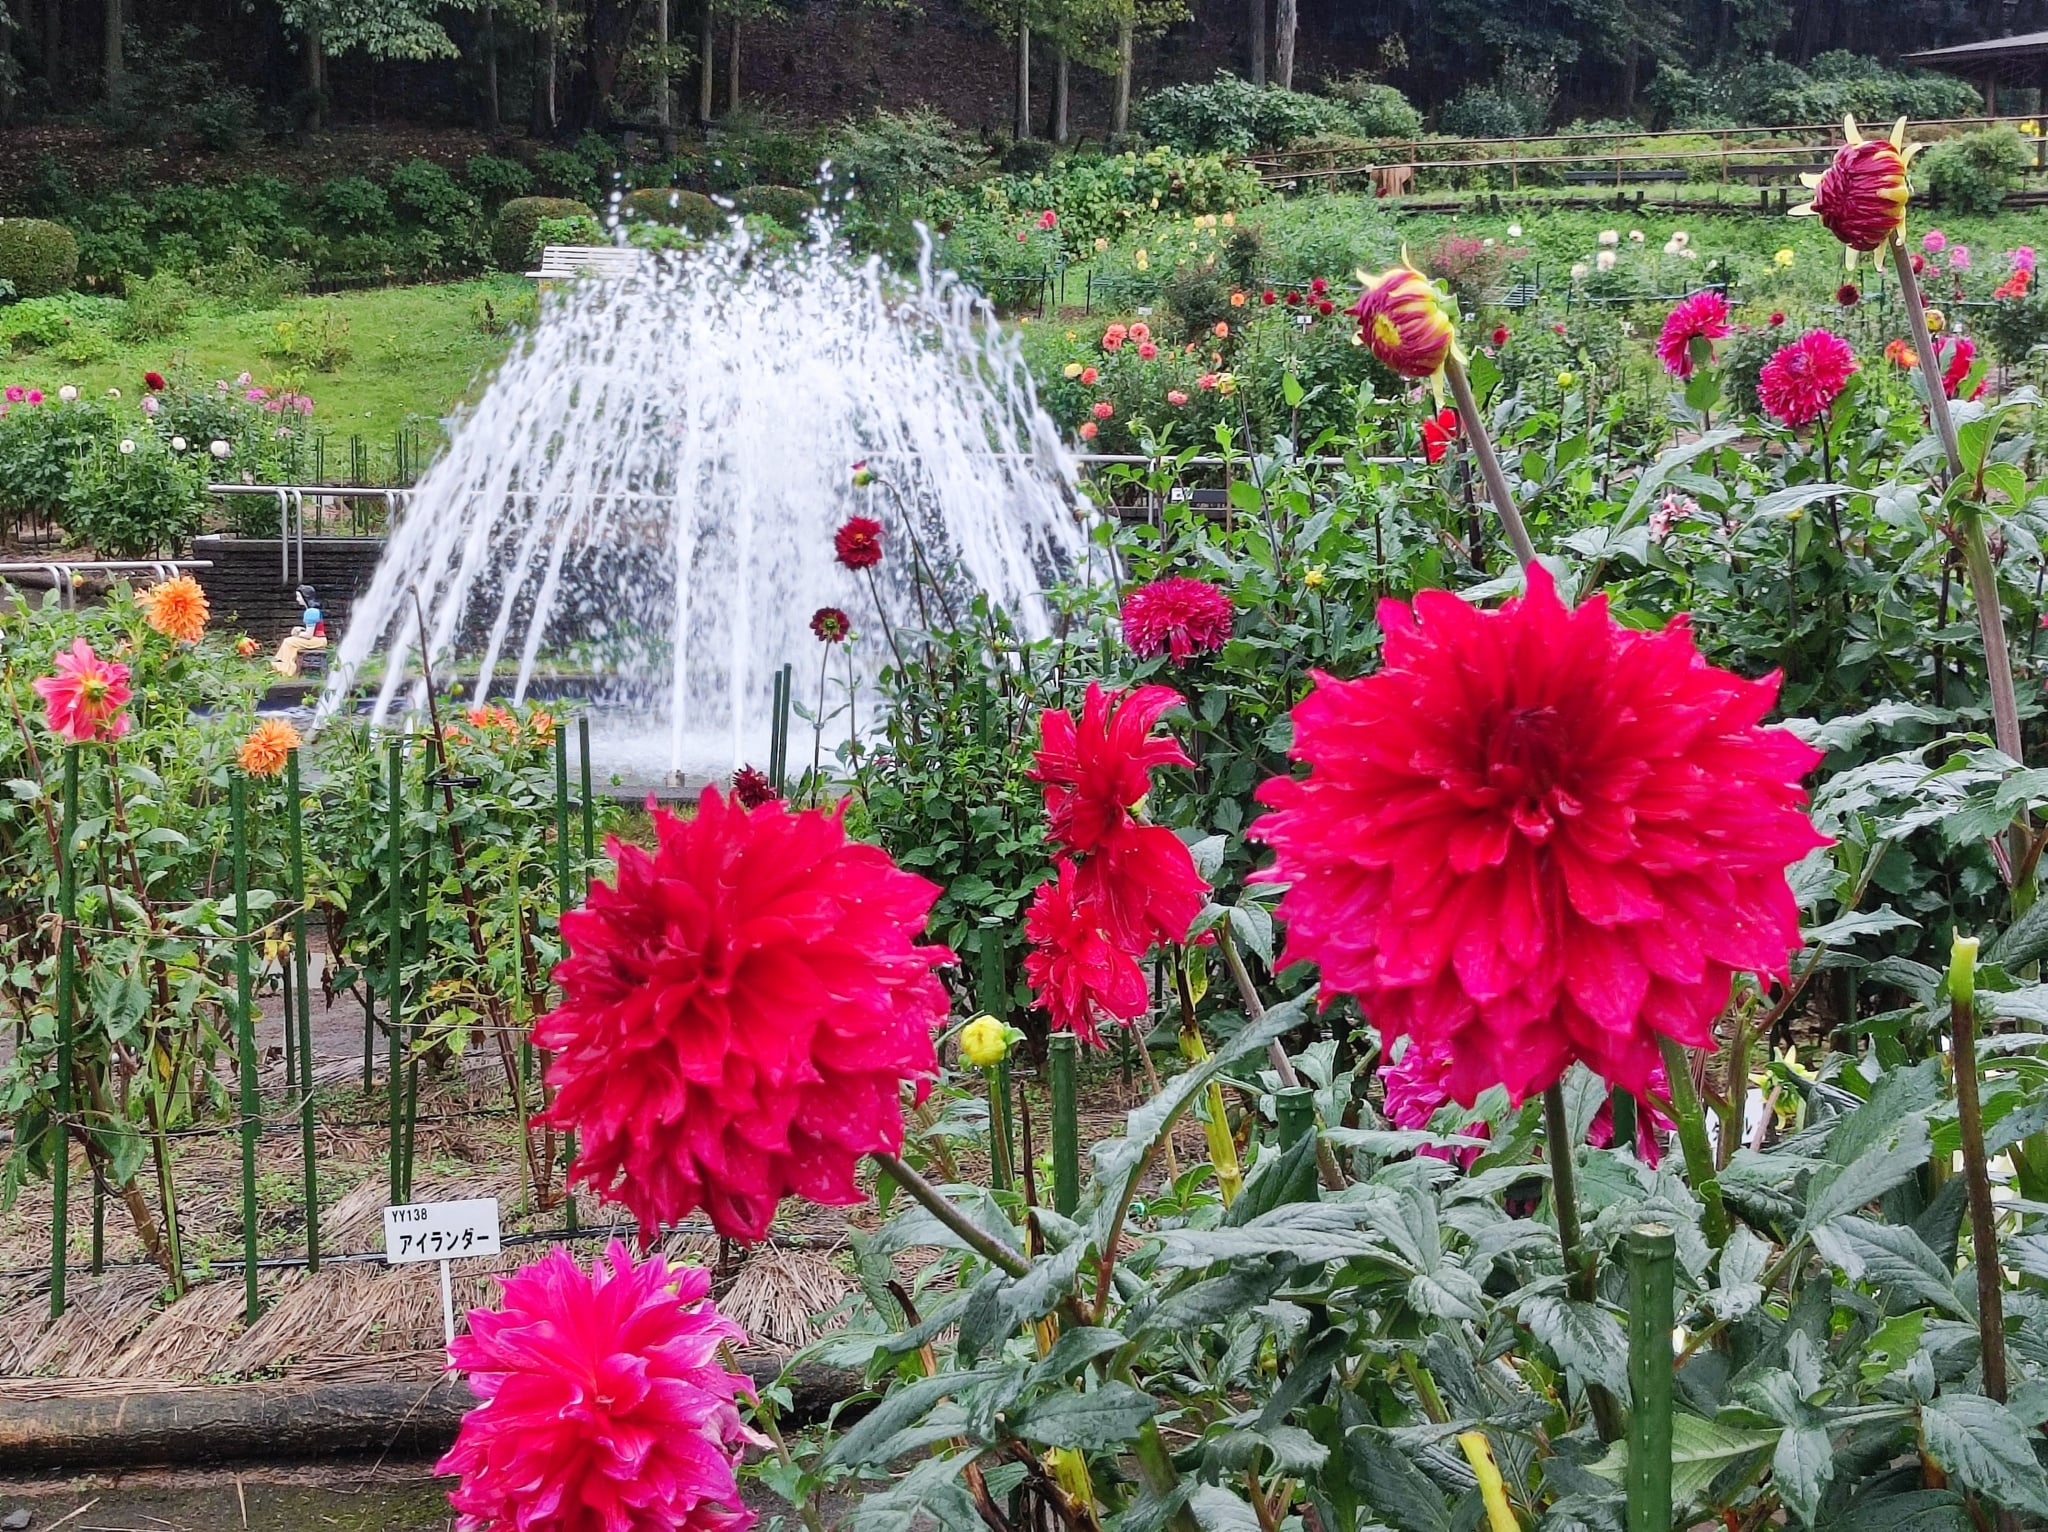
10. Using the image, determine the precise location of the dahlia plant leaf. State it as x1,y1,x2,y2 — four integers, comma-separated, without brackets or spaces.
1026,1326,1127,1388
824,1367,1007,1468
1406,1265,1487,1322
1814,1220,1963,1318
1187,1484,1263,1532
1225,902,1274,966
840,1452,985,1531
998,1236,1087,1326
1589,1414,1780,1507
1009,1381,1157,1451
1139,1259,1292,1336
1797,1117,1929,1238
1744,483,1862,525
1773,1423,1837,1526
1152,1201,1399,1270
1800,907,1918,948
1918,1393,2048,1519
1814,1488,1972,1532
1518,1295,1631,1397
1323,1127,1493,1162
1617,425,1743,532
1342,1430,1453,1532
1708,1225,1772,1321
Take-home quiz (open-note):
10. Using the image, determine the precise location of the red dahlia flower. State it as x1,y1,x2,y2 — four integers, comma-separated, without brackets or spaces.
833,516,883,570
1490,325,1510,347
33,638,132,745
439,1240,761,1532
1120,576,1232,662
537,791,952,1241
729,764,778,809
1835,282,1861,308
1757,329,1857,426
1379,1036,1489,1168
1349,264,1457,379
1421,406,1459,464
143,370,166,391
1794,117,1916,257
1936,335,1987,400
1023,859,1149,1047
1655,290,1731,380
1029,681,1209,955
810,606,850,643
1252,564,1826,1104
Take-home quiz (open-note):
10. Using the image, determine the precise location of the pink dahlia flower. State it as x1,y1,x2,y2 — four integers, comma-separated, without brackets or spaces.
537,791,952,1242
1655,290,1731,380
1121,576,1232,663
1758,329,1857,426
439,1240,761,1532
1252,564,1826,1104
1024,858,1148,1047
1379,1036,1489,1168
33,638,132,745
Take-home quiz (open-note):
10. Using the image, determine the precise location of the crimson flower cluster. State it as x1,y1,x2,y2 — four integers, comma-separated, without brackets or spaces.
536,791,951,1242
1120,577,1232,664
1023,684,1208,1046
1758,330,1857,427
1655,290,1730,380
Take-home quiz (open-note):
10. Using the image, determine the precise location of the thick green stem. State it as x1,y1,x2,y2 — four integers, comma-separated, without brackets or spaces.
870,1151,1029,1277
1445,353,1538,568
1950,940,2009,1401
289,749,318,1272
1547,1082,1625,1442
1658,1036,1731,1248
49,744,78,1320
232,772,258,1325
385,739,404,1206
1625,1224,1676,1532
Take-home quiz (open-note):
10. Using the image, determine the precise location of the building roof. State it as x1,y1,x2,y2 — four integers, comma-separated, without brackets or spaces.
1902,30,2048,69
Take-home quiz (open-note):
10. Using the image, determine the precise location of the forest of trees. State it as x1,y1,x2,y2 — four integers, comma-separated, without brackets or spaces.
0,0,2029,144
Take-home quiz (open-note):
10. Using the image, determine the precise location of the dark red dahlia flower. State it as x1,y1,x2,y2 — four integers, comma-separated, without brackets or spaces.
833,515,883,570
1023,859,1148,1047
439,1240,761,1532
1253,565,1826,1105
143,370,166,391
1120,576,1232,663
1490,325,1510,348
1937,335,1987,401
1799,129,1911,254
1835,282,1861,308
1655,290,1730,380
537,792,952,1241
810,606,851,644
1420,406,1459,465
730,764,778,809
1757,329,1857,426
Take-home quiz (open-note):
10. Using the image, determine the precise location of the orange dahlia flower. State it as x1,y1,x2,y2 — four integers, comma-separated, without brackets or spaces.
1792,116,1917,261
1349,262,1458,381
138,575,209,644
238,717,301,777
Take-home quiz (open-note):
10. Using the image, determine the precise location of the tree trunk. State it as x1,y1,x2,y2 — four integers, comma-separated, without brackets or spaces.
654,0,671,148
483,1,500,131
1051,46,1068,143
727,20,739,116
303,25,324,131
1620,33,1637,115
102,0,120,99
1015,16,1030,139
1274,0,1295,89
42,0,59,94
697,1,714,123
544,0,559,133
1112,14,1132,137
1247,0,1265,87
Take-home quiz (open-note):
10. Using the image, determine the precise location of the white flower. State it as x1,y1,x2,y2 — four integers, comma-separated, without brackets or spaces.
58,385,77,402
171,436,188,451
1663,238,1684,255
1482,237,1496,248
1507,223,1523,237
118,439,135,454
1596,250,1617,271
141,396,159,416
1570,261,1590,280
106,387,120,399
1670,230,1690,247
1598,229,1619,246
1681,248,1698,260
1628,229,1645,243
209,439,231,458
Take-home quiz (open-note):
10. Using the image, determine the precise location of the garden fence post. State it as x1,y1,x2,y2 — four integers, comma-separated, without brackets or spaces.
553,725,577,1235
289,748,318,1271
232,772,259,1325
1049,1033,1080,1217
386,738,404,1206
1626,1223,1676,1532
50,744,78,1320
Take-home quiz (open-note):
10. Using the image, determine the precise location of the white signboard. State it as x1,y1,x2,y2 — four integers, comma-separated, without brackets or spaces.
383,1197,502,1265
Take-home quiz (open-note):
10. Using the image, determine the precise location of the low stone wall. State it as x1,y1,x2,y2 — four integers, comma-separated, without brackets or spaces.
191,535,388,644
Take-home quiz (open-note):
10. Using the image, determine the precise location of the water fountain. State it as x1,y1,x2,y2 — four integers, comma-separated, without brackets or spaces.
318,221,1091,783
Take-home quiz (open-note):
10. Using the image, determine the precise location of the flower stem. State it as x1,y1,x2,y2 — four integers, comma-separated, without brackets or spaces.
870,1150,1029,1278
1949,939,2009,1402
1444,353,1538,569
1657,1035,1731,1249
1544,1082,1626,1443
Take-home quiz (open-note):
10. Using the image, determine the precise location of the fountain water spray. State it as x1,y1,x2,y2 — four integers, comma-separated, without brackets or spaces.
319,225,1090,782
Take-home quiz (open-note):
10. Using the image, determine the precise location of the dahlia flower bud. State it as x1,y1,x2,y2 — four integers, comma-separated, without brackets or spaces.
1349,263,1457,380
1792,116,1917,259
959,1014,1013,1067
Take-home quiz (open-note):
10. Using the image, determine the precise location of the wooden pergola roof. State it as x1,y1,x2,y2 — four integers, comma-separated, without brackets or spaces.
1902,31,2048,73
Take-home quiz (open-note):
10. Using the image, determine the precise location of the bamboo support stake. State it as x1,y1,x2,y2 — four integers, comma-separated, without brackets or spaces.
1626,1223,1676,1532
288,748,318,1271
49,745,77,1320
232,772,259,1325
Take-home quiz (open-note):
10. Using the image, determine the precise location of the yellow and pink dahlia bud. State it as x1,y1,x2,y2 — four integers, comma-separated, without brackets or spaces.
1349,264,1457,380
1793,116,1916,258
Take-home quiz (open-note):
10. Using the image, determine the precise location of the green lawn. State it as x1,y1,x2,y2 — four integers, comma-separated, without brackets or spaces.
3,276,533,456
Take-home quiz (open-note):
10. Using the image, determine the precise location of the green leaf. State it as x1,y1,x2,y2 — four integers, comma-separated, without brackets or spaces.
841,1453,984,1532
1774,1424,1836,1526
1026,1326,1126,1388
1154,1201,1391,1269
1807,1216,1966,1318
1344,1430,1452,1532
1591,1414,1779,1506
1007,1382,1154,1450
1797,1115,1930,1238
1919,1393,2048,1518
1188,1484,1263,1532
1816,1489,1971,1532
1520,1295,1631,1396
825,1368,1003,1468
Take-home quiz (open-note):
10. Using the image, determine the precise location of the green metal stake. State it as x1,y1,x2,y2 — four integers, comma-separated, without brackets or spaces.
578,715,595,876
1277,1086,1316,1150
553,729,571,915
50,745,78,1320
232,772,259,1325
281,932,296,1090
90,1166,104,1275
1049,1033,1080,1218
386,738,404,1207
1626,1222,1676,1532
288,748,318,1272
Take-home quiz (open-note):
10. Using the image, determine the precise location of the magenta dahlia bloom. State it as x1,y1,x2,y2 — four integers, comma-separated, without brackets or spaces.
1758,330,1857,427
1023,858,1149,1047
1655,290,1731,380
1379,1036,1489,1168
439,1241,761,1532
1121,577,1232,663
1252,565,1826,1105
537,791,952,1241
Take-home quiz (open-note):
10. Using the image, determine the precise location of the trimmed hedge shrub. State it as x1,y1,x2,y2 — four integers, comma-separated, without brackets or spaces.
730,185,817,230
623,187,723,235
0,218,80,297
492,197,595,270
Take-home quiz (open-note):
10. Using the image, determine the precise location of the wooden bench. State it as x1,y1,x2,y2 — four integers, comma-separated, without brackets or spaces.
526,244,648,282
